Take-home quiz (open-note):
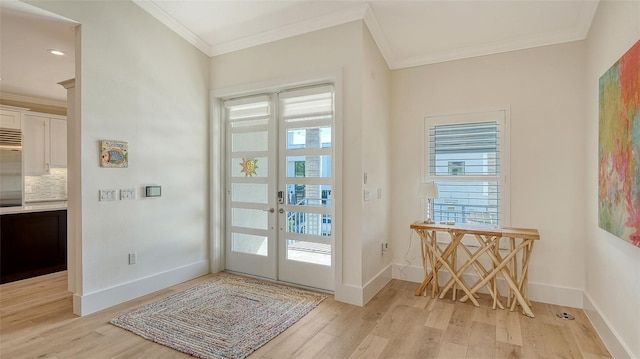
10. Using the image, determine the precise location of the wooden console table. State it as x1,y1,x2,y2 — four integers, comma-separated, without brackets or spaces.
410,221,539,317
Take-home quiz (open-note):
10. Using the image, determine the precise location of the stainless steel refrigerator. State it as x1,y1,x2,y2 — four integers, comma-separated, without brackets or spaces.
0,128,23,207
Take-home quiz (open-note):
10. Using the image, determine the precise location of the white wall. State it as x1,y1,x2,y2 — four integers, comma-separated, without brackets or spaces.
584,1,640,358
19,8,638,355
361,26,393,299
390,41,587,306
210,21,367,304
211,21,394,304
27,0,210,315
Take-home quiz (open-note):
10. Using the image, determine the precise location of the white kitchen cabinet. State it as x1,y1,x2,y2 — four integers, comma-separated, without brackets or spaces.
0,109,21,129
23,114,50,175
23,113,67,175
49,118,67,167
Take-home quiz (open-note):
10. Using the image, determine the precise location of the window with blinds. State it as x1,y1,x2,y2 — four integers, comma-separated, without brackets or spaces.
425,111,508,226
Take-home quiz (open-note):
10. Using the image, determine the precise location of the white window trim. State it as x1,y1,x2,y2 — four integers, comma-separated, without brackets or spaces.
424,108,511,228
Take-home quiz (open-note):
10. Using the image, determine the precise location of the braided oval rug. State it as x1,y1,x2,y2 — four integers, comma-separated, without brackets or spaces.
110,275,326,359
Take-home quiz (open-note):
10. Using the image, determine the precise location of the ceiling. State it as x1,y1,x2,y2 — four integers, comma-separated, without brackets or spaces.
0,1,76,104
137,0,600,69
0,0,599,103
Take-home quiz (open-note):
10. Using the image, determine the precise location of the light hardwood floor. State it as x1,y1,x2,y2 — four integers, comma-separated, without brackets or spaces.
1,271,611,358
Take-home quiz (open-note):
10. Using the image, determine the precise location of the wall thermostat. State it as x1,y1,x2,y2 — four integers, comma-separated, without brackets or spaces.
145,186,161,197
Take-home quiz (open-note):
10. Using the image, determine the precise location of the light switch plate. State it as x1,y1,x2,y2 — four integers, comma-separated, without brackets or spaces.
120,188,136,200
145,186,161,197
99,189,117,201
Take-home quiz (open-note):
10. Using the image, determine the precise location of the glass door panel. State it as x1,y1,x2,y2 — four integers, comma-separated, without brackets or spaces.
232,183,268,203
224,85,335,291
231,131,268,152
231,233,268,256
231,208,268,230
286,184,332,207
225,95,277,279
286,240,331,266
278,85,335,290
285,156,332,177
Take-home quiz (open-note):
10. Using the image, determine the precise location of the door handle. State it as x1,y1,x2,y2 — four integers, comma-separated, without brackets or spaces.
279,208,285,214
269,208,275,213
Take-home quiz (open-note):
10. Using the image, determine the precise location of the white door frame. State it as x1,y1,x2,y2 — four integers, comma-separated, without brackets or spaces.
209,73,343,295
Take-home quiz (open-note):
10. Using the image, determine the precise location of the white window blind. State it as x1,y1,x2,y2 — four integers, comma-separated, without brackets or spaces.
224,95,271,127
280,85,334,124
426,111,508,226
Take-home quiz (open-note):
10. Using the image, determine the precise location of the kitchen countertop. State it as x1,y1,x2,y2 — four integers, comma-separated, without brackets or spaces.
0,201,68,215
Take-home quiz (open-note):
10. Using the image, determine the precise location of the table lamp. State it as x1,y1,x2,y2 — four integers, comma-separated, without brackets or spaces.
419,182,439,224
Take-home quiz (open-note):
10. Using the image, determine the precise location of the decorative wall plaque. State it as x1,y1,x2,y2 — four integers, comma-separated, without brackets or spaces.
100,140,128,168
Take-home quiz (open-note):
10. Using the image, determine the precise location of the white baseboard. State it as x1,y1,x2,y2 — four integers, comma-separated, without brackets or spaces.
391,263,583,308
527,281,583,308
73,260,209,316
583,292,635,359
363,264,392,305
335,283,364,306
392,263,425,283
334,265,392,307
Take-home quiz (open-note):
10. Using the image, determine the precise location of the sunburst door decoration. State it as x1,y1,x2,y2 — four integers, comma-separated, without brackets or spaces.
598,39,640,248
240,158,258,177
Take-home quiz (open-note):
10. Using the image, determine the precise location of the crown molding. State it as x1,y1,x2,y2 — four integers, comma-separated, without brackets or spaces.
135,0,600,70
392,26,590,70
369,0,599,70
0,0,78,23
363,4,395,69
0,104,31,111
134,1,368,58
0,92,66,108
132,0,213,56
57,78,76,90
210,3,368,56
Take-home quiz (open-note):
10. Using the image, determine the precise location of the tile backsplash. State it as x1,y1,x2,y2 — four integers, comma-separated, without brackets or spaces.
25,168,68,202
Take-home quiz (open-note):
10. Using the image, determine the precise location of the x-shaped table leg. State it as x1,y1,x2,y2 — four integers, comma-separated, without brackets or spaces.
459,240,535,317
425,232,480,306
415,229,457,297
443,235,504,310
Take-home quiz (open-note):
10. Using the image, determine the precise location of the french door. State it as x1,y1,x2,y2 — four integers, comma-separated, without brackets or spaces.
224,85,335,291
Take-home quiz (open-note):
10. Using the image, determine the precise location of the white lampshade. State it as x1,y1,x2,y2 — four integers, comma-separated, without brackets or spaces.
419,182,440,199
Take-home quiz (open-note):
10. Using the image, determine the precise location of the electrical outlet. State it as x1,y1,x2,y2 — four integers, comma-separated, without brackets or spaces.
99,189,117,201
120,188,136,200
381,242,389,254
128,252,137,265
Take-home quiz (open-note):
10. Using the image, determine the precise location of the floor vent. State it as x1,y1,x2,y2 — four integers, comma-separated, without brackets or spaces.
556,312,575,320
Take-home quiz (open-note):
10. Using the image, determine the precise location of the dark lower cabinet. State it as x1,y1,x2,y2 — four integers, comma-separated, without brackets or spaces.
1,210,67,284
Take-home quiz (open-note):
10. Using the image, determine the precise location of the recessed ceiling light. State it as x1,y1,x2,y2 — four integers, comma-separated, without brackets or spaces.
47,49,66,56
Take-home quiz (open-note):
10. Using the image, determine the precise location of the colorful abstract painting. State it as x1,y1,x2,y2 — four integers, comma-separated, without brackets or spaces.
598,39,640,248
